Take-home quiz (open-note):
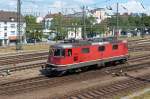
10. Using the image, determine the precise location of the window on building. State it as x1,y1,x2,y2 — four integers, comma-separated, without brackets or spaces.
17,31,23,35
112,44,118,50
11,24,15,28
71,33,74,36
11,31,15,35
76,33,79,36
4,26,7,30
4,33,7,37
4,39,7,44
98,46,105,52
82,48,90,54
20,24,23,28
10,17,15,22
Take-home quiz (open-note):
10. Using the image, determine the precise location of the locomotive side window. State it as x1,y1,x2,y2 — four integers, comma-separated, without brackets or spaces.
112,44,118,50
82,48,90,54
98,46,105,52
62,49,65,56
68,49,72,56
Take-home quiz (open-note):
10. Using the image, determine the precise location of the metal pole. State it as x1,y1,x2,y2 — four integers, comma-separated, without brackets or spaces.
82,6,86,39
116,2,119,38
141,13,144,38
16,0,22,50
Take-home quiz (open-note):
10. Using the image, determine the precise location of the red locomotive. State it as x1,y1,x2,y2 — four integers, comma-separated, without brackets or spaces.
42,37,128,76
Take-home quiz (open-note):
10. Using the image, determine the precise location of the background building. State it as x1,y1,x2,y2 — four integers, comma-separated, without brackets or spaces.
0,11,26,46
90,8,108,24
43,13,61,35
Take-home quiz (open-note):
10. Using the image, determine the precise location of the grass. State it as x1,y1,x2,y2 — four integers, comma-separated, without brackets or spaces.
133,91,150,99
112,88,150,99
129,51,150,57
0,43,49,54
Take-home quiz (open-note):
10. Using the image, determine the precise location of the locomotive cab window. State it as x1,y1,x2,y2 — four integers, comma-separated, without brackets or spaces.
54,49,65,56
98,46,105,52
49,47,53,55
68,49,72,56
112,44,118,50
49,49,53,55
82,48,90,54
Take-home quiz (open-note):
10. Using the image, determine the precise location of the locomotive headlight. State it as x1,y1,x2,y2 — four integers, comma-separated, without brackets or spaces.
122,40,127,43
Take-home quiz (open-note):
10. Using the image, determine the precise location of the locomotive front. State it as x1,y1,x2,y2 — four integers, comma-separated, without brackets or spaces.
42,44,72,76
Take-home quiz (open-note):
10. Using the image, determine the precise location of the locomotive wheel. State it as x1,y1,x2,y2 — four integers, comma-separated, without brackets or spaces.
44,71,53,77
55,71,66,77
97,63,105,68
81,67,88,71
68,69,76,74
120,59,127,64
75,68,82,73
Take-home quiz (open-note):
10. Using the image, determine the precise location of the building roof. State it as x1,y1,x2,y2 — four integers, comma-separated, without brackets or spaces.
0,11,25,22
67,12,83,18
90,8,105,14
45,12,62,19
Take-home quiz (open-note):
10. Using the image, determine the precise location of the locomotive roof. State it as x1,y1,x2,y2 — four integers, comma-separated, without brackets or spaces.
52,37,124,49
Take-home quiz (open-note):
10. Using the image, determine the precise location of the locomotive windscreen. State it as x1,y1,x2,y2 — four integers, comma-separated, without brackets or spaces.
54,49,65,56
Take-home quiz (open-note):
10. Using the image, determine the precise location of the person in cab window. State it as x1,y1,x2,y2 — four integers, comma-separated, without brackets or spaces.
68,50,72,56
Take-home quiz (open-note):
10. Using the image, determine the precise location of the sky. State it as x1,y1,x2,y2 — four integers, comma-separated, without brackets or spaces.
0,0,150,16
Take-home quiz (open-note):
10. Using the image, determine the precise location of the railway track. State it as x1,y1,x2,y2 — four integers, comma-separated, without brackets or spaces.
129,54,150,62
0,44,148,67
63,74,150,99
129,45,150,52
0,51,48,66
0,59,149,96
0,38,149,98
0,38,149,66
0,62,46,73
0,52,149,74
128,38,150,51
128,38,150,44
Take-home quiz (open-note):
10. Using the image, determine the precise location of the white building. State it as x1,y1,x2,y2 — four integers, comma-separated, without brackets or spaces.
0,11,26,46
44,13,83,40
67,28,82,39
90,8,108,24
36,16,44,23
43,13,61,35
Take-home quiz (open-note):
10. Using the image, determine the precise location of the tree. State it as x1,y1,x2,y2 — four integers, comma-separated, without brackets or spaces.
50,13,68,39
25,15,43,40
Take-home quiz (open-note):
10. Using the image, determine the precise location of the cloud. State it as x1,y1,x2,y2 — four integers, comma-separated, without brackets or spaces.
50,1,67,8
107,0,147,14
0,0,149,16
74,0,94,4
8,1,16,6
122,0,146,13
